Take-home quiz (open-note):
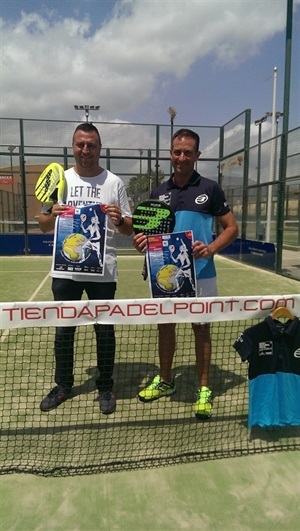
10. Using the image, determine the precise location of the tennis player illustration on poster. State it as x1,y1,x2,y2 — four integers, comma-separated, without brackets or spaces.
80,208,103,266
52,203,107,276
169,237,196,291
146,230,196,298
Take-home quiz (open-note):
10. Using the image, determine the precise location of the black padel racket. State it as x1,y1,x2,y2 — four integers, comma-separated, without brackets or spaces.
35,162,66,205
132,200,175,280
132,200,175,235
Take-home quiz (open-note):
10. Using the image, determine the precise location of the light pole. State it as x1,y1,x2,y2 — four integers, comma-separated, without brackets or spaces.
265,66,279,241
254,116,267,240
254,115,268,183
138,149,143,200
266,111,283,181
8,145,17,219
74,105,100,122
167,107,176,175
138,149,143,175
255,110,283,179
266,111,283,136
254,96,283,243
167,106,177,145
276,0,293,273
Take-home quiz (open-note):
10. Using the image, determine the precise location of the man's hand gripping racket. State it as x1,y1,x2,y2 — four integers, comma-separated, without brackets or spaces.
35,162,66,205
132,200,175,280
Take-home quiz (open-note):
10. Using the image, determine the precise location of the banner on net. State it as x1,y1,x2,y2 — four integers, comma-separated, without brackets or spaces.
1,295,300,329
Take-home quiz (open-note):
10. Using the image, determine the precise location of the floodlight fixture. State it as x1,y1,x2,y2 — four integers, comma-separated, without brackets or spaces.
254,115,268,126
167,106,177,122
74,104,100,122
8,145,17,154
266,111,284,123
167,107,177,173
167,106,177,137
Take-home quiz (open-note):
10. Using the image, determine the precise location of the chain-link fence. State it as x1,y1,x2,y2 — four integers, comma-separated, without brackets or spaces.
0,116,299,279
219,111,300,280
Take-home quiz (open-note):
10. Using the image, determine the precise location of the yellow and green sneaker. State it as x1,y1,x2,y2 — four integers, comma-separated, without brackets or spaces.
138,375,176,402
194,386,212,419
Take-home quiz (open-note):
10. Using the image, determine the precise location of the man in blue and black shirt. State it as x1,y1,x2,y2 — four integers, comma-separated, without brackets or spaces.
134,128,238,419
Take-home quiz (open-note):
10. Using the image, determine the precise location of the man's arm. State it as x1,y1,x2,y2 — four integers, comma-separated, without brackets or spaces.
105,204,133,237
115,216,133,237
193,211,239,259
38,212,55,233
210,212,239,254
38,205,69,233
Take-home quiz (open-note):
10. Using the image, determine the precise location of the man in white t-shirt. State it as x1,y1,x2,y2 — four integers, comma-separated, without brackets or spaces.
38,123,133,415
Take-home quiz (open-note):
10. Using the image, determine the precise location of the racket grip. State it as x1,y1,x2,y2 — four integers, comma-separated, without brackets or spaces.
142,257,148,281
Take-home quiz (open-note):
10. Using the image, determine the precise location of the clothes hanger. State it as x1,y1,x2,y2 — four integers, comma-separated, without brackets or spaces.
271,306,295,320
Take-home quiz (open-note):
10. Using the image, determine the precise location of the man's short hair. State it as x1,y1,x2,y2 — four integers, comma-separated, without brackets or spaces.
73,123,101,146
172,128,200,152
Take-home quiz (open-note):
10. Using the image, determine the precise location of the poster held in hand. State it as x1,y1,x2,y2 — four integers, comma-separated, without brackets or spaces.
51,203,107,276
146,230,196,298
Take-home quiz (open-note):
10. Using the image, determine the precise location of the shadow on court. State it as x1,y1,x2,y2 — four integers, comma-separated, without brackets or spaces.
73,361,247,404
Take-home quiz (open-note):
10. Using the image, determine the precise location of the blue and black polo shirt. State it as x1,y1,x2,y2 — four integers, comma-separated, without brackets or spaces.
150,171,230,279
233,316,300,427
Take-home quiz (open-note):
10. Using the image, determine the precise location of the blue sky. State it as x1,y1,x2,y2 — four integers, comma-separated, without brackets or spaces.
1,0,299,136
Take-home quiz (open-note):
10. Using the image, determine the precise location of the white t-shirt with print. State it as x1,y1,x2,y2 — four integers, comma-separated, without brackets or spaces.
44,167,132,283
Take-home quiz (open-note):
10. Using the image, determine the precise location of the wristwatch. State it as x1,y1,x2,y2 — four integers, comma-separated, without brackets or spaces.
115,216,124,227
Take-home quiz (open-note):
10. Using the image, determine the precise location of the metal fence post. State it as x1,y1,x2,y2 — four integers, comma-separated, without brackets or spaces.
19,119,29,255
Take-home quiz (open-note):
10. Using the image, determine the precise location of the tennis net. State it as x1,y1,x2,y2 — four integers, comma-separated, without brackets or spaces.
1,294,300,476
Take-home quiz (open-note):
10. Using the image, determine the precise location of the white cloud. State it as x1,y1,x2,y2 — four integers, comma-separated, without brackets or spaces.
1,0,299,120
